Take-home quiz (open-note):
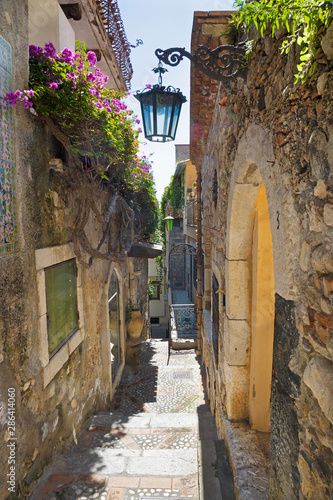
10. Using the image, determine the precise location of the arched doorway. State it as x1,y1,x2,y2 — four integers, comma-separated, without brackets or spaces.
225,161,275,432
108,271,121,382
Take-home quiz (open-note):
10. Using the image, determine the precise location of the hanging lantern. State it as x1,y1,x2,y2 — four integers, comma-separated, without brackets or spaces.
164,215,174,231
135,62,186,143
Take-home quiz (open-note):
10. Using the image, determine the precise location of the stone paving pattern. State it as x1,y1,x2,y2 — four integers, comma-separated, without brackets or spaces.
31,341,227,500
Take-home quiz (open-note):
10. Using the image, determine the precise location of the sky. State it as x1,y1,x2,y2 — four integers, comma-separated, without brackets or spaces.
119,0,234,201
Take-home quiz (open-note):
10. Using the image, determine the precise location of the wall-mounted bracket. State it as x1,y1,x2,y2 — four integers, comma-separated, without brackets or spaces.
155,42,247,82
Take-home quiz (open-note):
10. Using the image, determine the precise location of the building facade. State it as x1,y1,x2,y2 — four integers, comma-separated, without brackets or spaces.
0,1,153,498
190,11,333,499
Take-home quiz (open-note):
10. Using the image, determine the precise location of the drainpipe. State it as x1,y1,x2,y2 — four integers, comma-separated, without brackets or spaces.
196,166,202,356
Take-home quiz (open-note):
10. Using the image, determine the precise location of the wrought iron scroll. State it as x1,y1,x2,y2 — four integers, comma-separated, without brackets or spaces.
169,243,197,257
155,43,247,81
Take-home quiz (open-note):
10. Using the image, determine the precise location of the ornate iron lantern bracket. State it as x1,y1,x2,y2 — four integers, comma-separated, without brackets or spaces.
155,42,247,82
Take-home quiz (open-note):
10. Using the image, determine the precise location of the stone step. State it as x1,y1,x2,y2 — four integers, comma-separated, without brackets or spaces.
171,335,198,350
45,447,198,477
89,411,199,429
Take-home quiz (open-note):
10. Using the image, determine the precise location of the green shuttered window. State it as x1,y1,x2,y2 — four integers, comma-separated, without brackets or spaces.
45,259,78,355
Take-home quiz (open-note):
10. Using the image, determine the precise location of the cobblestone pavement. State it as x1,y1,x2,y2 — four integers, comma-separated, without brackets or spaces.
31,341,232,500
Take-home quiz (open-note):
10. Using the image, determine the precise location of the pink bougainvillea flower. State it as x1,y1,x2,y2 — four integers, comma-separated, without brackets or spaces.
61,47,74,64
3,91,18,106
21,96,33,108
86,72,95,82
47,82,58,91
87,51,97,66
44,42,57,59
29,45,43,57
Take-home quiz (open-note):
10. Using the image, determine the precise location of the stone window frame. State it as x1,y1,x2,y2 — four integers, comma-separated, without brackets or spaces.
105,263,126,395
36,243,85,388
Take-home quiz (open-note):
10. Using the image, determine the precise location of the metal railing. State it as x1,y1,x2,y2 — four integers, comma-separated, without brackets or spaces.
169,304,197,339
95,0,133,88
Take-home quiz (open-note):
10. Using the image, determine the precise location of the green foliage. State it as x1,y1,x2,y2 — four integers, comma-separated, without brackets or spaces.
158,171,184,247
233,0,333,83
4,41,159,242
160,172,184,218
148,279,155,299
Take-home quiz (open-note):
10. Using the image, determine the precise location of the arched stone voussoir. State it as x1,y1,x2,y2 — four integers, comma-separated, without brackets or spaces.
227,123,301,302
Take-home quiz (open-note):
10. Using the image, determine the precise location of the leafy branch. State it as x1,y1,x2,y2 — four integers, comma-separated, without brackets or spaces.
3,41,159,264
233,0,333,83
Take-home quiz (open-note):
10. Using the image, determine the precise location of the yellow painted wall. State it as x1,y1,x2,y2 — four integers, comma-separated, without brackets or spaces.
249,183,275,432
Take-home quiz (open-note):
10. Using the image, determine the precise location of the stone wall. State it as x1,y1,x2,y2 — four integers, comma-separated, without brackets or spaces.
198,19,333,499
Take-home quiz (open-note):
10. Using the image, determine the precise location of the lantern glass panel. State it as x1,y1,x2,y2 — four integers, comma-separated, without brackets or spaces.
135,86,186,142
170,99,181,139
156,92,173,139
140,93,154,138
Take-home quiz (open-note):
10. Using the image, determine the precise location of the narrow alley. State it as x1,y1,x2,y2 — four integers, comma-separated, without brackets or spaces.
31,341,235,500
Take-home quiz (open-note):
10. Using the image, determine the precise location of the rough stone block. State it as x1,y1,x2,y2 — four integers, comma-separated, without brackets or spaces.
314,179,327,199
311,241,333,274
323,203,333,226
321,23,333,60
300,240,311,272
315,312,333,330
322,276,333,297
317,73,328,96
303,356,333,424
316,325,331,345
308,129,329,180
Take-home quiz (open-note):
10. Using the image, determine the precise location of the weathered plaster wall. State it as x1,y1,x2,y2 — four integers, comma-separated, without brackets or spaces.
200,21,333,499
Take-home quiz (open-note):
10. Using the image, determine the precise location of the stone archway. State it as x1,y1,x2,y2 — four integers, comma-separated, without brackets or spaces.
225,164,275,431
108,270,121,382
224,125,294,428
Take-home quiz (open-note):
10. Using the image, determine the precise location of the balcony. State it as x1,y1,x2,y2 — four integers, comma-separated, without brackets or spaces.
186,200,197,226
165,207,183,218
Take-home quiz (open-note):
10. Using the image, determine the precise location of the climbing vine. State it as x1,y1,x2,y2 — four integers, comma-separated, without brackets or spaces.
160,172,184,220
233,0,333,83
3,41,158,265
